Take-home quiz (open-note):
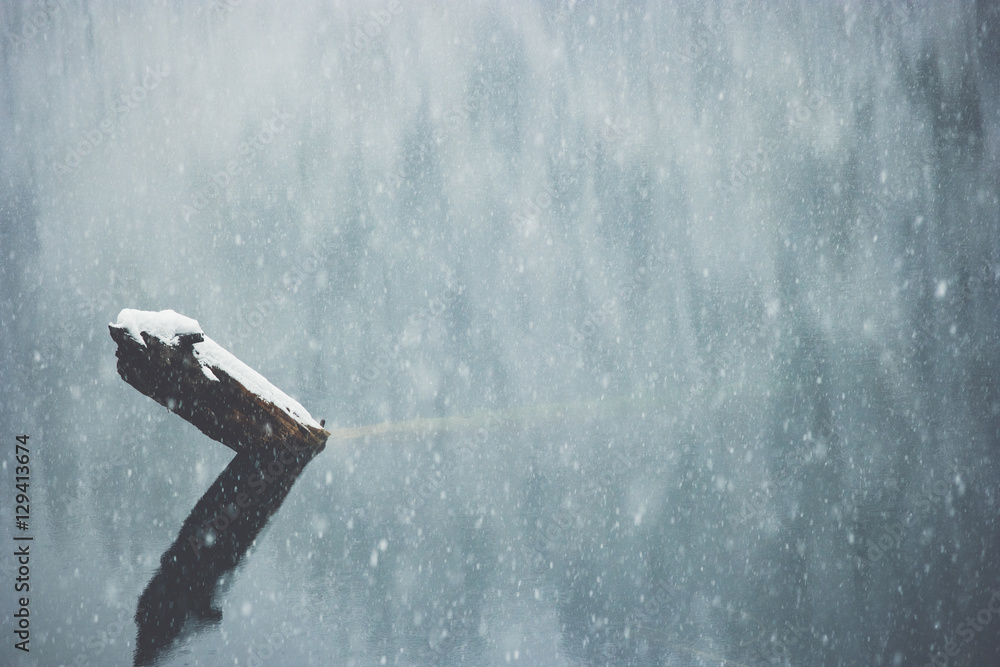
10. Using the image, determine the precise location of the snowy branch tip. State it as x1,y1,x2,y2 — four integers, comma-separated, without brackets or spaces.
113,308,204,347
111,308,323,431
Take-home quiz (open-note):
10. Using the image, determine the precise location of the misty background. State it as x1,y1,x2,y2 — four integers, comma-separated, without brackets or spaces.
1,1,999,665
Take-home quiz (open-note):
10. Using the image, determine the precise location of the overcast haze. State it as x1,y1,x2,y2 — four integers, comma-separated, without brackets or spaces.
1,1,999,665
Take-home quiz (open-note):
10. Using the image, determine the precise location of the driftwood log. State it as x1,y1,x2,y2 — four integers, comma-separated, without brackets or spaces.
110,309,331,665
109,309,330,455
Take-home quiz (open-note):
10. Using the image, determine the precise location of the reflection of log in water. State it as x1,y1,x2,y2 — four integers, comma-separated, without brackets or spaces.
133,440,323,666
106,310,330,664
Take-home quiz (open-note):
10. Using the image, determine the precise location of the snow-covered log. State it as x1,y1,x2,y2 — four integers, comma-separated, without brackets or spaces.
109,308,329,455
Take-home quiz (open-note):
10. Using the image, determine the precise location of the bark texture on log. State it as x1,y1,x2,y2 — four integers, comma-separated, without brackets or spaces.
109,310,329,455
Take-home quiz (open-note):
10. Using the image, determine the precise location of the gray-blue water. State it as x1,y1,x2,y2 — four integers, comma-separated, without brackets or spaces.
2,1,999,665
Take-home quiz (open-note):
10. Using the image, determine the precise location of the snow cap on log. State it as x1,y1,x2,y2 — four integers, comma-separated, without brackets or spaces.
115,308,204,347
110,309,328,454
